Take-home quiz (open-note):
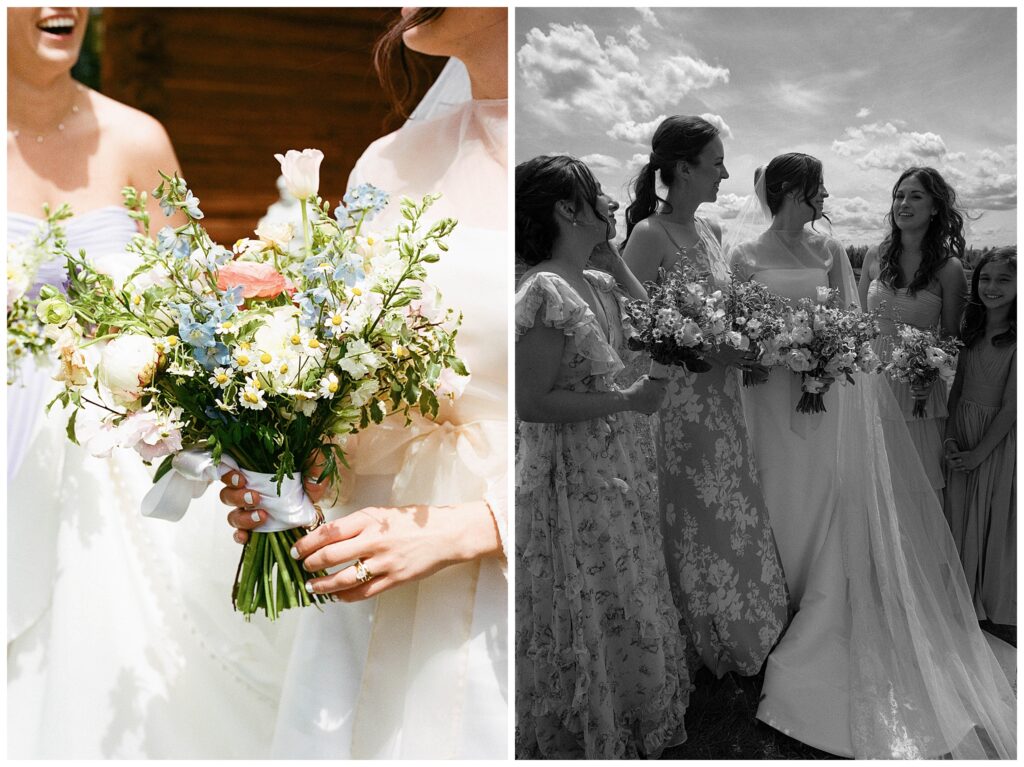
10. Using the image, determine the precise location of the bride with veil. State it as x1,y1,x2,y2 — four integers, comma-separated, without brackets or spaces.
723,153,1015,758
222,9,508,759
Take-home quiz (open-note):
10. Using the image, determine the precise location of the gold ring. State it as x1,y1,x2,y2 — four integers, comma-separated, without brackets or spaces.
305,504,325,532
354,558,374,584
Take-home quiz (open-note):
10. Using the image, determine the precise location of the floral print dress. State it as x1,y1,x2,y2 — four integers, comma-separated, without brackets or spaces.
655,216,789,676
514,269,690,759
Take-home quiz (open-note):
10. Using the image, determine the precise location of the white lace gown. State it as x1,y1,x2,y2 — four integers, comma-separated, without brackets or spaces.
269,98,509,759
7,207,294,758
731,230,1015,759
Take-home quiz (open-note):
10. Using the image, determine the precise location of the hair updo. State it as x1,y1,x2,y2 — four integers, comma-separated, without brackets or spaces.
961,246,1016,348
756,153,827,225
624,115,719,238
877,166,966,295
516,155,601,266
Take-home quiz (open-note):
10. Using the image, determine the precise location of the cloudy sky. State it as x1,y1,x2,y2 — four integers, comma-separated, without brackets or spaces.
516,7,1017,247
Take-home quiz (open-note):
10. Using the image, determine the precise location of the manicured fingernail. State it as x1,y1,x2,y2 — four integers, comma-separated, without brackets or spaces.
250,510,261,522
243,491,254,505
233,531,244,544
230,473,241,487
290,546,300,559
304,581,314,593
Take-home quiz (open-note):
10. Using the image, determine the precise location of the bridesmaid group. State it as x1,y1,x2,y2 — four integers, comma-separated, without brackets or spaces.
514,115,1016,758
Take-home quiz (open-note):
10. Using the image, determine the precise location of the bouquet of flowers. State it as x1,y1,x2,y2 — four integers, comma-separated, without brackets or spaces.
764,287,882,414
7,204,72,384
884,325,960,418
40,149,468,620
622,262,730,377
721,272,789,386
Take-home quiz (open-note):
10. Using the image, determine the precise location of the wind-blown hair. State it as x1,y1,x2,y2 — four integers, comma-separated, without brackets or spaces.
373,8,446,122
961,246,1016,348
877,167,966,296
625,115,719,239
759,153,829,229
516,155,603,266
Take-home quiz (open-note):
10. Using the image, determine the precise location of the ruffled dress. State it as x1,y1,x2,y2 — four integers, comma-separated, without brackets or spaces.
514,269,690,759
867,280,948,490
943,341,1016,624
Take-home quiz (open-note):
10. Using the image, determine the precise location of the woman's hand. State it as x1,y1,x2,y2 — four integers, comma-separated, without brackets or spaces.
739,361,770,385
910,379,935,400
622,375,668,415
221,452,332,545
589,240,623,273
293,501,501,601
946,447,983,473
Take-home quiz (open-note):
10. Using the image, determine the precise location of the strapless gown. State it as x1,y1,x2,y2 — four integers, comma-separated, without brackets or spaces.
735,244,1014,758
866,280,947,490
7,207,294,758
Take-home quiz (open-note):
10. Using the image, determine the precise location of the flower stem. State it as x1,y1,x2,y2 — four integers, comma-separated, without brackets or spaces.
301,199,312,255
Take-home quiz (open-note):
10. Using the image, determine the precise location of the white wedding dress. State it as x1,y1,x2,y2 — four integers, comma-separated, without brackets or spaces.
731,228,1015,759
268,81,509,758
7,207,295,758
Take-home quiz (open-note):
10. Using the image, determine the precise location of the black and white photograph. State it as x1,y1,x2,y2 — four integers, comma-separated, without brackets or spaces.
514,6,1016,759
8,6,508,758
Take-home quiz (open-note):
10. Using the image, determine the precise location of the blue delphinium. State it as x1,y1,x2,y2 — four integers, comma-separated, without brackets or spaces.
156,226,192,260
342,183,389,222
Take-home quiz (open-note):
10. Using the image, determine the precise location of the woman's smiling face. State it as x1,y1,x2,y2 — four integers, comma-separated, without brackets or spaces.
7,7,87,72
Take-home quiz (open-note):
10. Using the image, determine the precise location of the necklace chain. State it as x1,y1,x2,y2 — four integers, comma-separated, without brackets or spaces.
9,83,85,144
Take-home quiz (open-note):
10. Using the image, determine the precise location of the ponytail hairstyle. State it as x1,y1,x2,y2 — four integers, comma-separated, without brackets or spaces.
877,167,966,295
516,155,603,266
373,8,446,122
624,115,719,239
761,153,829,230
961,246,1016,348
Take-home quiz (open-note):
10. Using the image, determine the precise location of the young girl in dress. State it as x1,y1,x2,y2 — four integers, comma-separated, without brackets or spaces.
943,247,1016,626
515,155,690,759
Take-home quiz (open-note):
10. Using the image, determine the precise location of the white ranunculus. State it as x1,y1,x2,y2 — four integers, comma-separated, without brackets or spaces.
255,221,295,248
100,335,160,408
274,149,324,201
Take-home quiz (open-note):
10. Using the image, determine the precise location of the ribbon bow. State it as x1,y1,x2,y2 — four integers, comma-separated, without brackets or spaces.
140,448,317,532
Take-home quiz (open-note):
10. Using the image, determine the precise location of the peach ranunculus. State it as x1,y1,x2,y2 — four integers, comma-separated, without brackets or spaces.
217,260,291,299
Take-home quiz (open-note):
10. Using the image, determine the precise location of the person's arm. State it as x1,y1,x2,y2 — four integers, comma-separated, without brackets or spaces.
858,246,879,310
621,221,666,286
949,351,1016,471
124,110,187,231
591,241,647,300
942,351,968,458
515,320,664,423
937,257,968,339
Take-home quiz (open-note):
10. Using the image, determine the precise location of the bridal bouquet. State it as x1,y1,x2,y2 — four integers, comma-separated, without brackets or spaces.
40,150,467,619
622,262,730,377
7,204,72,384
884,325,960,418
721,272,789,386
766,287,881,414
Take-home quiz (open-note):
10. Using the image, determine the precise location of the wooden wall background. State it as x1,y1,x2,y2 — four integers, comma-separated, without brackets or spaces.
101,8,446,243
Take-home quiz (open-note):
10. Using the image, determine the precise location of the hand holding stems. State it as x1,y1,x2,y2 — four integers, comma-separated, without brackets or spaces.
622,375,669,415
910,378,935,401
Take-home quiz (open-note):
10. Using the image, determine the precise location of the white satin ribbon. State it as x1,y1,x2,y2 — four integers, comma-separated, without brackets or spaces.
140,448,317,532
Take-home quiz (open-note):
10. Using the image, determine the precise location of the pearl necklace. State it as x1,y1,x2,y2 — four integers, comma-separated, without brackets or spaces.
8,83,85,144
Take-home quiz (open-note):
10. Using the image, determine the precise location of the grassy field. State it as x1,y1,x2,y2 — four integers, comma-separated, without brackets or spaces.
664,622,1016,759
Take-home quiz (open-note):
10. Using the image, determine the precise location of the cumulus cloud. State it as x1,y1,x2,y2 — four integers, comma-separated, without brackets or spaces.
826,195,887,232
625,25,649,50
700,112,733,139
606,114,667,144
518,23,728,129
832,122,950,171
579,153,623,174
856,107,872,119
636,7,662,28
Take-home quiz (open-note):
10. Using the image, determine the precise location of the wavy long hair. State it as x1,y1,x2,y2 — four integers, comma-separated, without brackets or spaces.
373,8,446,122
624,115,719,239
877,167,966,295
759,152,830,229
516,155,603,266
961,246,1016,348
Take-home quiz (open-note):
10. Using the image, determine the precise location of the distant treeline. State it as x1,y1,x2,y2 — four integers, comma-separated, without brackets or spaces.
846,244,1011,271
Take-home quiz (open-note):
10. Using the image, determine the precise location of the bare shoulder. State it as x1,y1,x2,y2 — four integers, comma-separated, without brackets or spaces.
623,216,671,254
938,256,967,286
91,90,179,174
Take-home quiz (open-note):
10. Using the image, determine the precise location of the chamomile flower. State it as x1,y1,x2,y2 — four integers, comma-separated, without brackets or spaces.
239,379,267,410
209,366,233,388
232,346,257,372
319,372,341,398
